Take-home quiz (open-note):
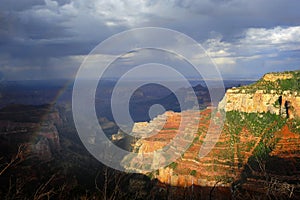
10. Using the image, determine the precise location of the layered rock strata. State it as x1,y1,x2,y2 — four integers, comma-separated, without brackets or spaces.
123,70,300,190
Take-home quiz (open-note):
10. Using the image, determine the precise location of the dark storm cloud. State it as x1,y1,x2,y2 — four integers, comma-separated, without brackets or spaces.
0,0,124,80
0,0,45,11
0,0,72,11
0,0,127,51
168,0,300,41
0,0,300,80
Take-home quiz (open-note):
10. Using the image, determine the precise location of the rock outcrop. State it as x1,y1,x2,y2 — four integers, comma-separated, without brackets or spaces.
262,72,293,82
32,122,60,159
219,70,300,119
218,89,300,118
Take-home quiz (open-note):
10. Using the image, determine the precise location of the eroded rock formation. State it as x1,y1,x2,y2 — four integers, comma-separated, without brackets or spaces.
123,70,300,192
218,89,300,118
219,71,300,119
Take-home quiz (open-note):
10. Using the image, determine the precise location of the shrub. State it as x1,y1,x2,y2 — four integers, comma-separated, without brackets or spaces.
190,170,197,176
169,162,178,169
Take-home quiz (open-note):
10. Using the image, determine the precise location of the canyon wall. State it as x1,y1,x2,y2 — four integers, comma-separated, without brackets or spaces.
0,104,61,160
218,89,300,118
122,70,300,189
219,71,300,118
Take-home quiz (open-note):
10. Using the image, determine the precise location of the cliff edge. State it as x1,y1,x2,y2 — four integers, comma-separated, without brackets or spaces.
219,70,300,118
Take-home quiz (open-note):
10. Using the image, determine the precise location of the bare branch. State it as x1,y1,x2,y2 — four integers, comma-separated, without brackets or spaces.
33,174,56,200
0,144,28,176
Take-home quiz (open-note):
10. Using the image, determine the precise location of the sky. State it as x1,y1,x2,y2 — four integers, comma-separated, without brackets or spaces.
0,0,300,80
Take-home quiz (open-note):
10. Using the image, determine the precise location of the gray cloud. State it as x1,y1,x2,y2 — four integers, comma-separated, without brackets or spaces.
0,0,300,80
0,0,45,12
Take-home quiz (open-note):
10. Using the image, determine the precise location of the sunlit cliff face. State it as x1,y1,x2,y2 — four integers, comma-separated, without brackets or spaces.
121,70,300,189
219,71,300,119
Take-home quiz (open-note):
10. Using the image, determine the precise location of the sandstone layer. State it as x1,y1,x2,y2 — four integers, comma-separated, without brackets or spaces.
219,70,300,118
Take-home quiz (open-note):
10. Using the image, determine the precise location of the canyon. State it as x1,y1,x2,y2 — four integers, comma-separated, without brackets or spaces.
0,104,62,160
0,71,299,198
121,70,300,198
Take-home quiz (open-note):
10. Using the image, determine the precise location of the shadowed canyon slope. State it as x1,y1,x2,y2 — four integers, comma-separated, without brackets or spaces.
0,104,61,160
